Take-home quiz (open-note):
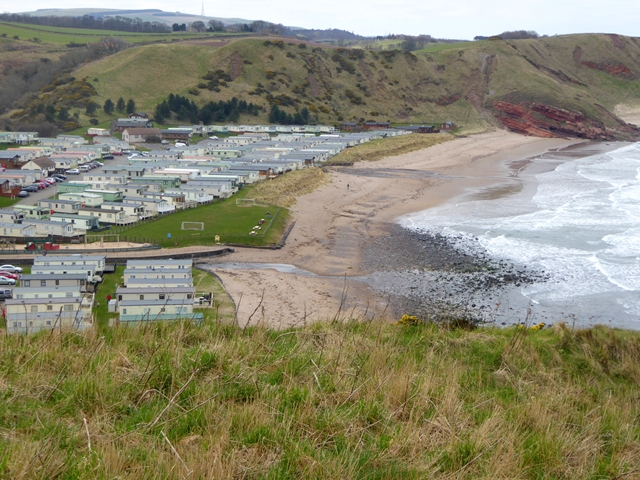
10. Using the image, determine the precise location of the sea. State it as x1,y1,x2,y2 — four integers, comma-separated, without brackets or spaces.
400,142,640,329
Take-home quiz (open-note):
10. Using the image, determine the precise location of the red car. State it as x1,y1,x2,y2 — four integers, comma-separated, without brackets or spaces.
0,271,19,280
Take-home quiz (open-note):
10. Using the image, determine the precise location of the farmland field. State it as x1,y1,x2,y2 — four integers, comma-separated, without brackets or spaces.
0,21,244,45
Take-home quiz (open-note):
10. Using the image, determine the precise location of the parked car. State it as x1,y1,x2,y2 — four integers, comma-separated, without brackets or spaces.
17,190,29,197
44,178,57,185
24,185,39,192
50,176,64,182
0,265,22,273
0,277,16,285
102,155,114,160
52,173,67,180
0,289,12,300
66,169,80,175
0,272,18,280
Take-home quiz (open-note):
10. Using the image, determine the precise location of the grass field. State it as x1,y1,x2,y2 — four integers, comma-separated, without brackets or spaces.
0,22,244,45
0,196,20,209
112,188,289,248
1,318,639,478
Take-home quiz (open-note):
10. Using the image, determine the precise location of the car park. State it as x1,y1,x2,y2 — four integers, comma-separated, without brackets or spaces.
0,277,16,285
66,169,80,175
17,190,29,197
0,265,22,273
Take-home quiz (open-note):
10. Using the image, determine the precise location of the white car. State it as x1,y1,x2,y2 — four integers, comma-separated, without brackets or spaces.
0,276,16,285
0,264,22,273
66,168,80,175
209,136,218,140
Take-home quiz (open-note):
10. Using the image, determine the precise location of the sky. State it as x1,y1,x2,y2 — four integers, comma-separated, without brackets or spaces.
10,0,640,39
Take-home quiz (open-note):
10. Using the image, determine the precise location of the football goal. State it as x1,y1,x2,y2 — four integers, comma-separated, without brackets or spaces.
236,198,257,207
181,222,205,231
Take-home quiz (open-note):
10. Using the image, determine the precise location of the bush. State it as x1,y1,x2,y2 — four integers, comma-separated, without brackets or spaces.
89,118,99,125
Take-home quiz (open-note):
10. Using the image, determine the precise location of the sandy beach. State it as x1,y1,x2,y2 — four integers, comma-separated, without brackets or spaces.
203,129,582,327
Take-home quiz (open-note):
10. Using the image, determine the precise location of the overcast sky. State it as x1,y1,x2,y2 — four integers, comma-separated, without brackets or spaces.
10,0,640,39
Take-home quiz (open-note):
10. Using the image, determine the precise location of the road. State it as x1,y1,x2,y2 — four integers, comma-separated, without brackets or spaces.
17,149,140,207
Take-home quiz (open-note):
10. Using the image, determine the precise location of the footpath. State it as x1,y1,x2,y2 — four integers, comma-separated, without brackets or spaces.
0,244,234,264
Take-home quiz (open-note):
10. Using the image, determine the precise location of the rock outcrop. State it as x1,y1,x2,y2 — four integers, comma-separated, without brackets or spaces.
493,101,639,140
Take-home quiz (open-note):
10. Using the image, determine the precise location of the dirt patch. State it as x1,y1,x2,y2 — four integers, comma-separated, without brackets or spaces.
572,46,583,63
229,51,244,80
307,72,322,98
608,34,626,50
581,61,635,79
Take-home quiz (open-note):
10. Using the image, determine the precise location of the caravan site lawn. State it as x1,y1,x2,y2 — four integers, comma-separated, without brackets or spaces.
111,189,289,248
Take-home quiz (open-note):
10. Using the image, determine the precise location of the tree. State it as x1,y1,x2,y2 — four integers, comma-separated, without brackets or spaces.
44,105,56,123
208,20,224,32
400,37,417,52
126,99,136,115
57,107,70,121
116,97,125,112
85,102,98,115
89,118,99,125
190,21,206,32
103,98,114,115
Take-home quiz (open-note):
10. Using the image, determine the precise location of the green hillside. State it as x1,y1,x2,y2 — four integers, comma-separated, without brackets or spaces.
72,34,640,137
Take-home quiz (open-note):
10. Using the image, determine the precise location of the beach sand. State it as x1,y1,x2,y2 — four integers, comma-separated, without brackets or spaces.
203,130,581,327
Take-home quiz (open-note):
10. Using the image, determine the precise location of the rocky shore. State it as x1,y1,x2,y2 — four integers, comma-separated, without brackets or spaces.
361,223,552,325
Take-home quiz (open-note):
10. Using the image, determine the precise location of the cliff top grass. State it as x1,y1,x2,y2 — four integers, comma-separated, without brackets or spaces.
1,319,639,479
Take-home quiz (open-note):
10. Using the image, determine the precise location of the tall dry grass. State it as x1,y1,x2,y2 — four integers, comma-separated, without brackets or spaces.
1,319,640,478
245,167,330,207
326,133,454,166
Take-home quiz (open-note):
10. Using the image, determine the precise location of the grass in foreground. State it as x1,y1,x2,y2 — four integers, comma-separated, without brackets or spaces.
1,320,639,478
326,133,454,166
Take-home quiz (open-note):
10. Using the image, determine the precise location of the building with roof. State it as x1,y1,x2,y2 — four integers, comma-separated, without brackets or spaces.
122,128,162,143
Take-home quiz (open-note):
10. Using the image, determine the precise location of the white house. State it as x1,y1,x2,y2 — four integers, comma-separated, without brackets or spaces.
0,209,25,223
33,254,106,274
19,273,89,290
5,296,91,334
0,222,36,238
27,219,76,238
59,192,104,207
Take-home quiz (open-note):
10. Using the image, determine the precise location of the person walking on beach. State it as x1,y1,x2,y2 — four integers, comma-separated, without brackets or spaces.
347,184,350,190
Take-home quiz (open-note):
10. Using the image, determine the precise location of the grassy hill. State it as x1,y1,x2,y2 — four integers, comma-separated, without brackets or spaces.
70,34,640,137
1,319,640,478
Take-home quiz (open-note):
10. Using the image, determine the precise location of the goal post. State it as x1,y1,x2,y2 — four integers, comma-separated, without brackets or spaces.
181,222,205,231
235,198,256,207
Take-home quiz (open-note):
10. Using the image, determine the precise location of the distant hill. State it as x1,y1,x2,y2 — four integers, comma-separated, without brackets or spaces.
68,34,640,139
21,8,252,27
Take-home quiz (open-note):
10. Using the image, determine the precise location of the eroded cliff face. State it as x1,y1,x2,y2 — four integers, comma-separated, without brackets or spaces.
493,101,639,140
